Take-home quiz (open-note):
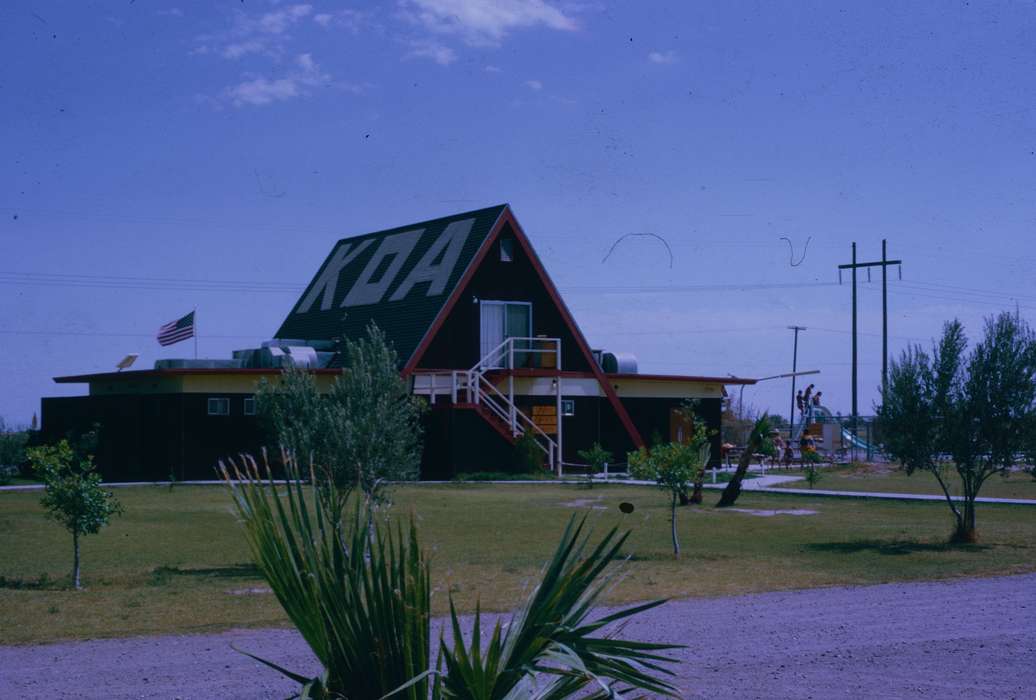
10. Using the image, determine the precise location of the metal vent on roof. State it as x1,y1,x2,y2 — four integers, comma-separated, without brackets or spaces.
601,352,637,374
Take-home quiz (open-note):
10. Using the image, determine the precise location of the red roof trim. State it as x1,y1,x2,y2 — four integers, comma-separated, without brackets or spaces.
54,368,344,384
403,206,644,448
417,368,597,379
609,373,757,385
500,208,645,448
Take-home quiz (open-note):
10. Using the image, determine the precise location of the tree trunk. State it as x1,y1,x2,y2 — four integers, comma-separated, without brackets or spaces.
72,531,81,590
952,498,978,544
716,437,758,508
678,488,690,506
670,494,680,558
689,471,704,504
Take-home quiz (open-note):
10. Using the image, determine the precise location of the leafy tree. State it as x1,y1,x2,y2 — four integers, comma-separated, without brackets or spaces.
27,440,122,589
0,418,28,465
0,418,29,484
629,436,711,557
255,365,331,469
577,441,612,488
256,323,425,522
715,414,773,508
676,399,716,503
878,314,1036,542
328,323,425,510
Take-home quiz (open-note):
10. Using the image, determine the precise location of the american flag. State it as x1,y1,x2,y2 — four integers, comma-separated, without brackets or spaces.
157,311,195,347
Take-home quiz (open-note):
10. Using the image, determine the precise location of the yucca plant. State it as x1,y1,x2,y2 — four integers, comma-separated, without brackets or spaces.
223,453,681,699
431,516,682,699
221,452,430,700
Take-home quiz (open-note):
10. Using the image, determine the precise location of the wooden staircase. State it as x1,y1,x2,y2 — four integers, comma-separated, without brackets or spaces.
410,336,563,474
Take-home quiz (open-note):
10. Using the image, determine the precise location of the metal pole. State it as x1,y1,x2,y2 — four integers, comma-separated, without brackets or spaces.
881,238,888,399
788,326,806,437
851,242,858,463
556,339,563,477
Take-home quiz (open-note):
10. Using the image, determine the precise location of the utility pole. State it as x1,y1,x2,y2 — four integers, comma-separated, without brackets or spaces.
838,242,902,460
788,326,806,436
882,239,888,396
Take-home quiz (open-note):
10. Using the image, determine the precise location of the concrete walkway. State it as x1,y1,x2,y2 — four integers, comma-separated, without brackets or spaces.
4,474,1035,506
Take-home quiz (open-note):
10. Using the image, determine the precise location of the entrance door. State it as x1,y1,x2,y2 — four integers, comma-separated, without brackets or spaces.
670,408,695,444
479,301,531,367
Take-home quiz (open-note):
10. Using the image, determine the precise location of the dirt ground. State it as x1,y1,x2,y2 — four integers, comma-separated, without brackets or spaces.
2,573,1033,699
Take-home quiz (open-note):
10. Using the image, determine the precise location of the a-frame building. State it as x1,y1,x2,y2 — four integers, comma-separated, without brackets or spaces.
274,204,744,476
43,204,755,480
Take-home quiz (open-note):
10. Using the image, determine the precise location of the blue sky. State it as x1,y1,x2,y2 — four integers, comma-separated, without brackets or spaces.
2,0,1036,427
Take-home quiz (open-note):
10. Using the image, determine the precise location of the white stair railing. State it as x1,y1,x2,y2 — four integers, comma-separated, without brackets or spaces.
411,336,563,475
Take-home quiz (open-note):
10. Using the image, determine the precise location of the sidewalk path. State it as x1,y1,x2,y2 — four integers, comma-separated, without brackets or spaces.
4,475,1035,506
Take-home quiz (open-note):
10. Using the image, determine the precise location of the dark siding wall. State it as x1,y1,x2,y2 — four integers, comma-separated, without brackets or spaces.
448,410,517,474
42,394,266,481
619,397,723,468
418,223,594,372
420,407,454,480
560,396,638,465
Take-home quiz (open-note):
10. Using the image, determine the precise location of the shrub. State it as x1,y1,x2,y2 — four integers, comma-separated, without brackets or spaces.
511,430,545,474
578,441,612,488
0,421,29,474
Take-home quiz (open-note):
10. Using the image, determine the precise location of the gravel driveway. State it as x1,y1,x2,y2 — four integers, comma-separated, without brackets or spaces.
2,573,1033,699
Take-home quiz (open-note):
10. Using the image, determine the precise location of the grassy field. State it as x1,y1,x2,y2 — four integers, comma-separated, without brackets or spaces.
773,464,1036,499
1,482,1035,645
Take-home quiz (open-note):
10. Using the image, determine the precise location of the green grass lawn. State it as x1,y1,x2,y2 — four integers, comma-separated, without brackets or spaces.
773,464,1036,499
1,483,1035,644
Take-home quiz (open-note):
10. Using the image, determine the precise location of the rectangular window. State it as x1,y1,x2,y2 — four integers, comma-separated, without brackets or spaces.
243,397,256,416
500,237,514,262
561,399,575,417
207,398,230,416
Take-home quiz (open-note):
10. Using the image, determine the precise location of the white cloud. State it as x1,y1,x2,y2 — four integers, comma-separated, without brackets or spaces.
312,9,370,33
524,79,542,90
157,8,184,18
400,0,576,46
195,3,314,60
405,39,457,65
222,40,266,60
648,50,678,65
257,4,313,34
224,53,330,107
484,64,502,73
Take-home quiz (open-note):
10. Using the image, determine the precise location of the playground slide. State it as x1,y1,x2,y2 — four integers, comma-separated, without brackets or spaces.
794,404,877,454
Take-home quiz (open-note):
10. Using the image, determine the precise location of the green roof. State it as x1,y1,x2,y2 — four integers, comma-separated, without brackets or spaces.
275,204,507,364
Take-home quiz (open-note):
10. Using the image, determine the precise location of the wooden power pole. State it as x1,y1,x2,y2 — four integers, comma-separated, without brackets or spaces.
838,242,902,459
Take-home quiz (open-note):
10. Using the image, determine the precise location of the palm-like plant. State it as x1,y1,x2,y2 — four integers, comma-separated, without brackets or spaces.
434,516,682,698
716,414,773,508
222,453,430,699
222,453,681,699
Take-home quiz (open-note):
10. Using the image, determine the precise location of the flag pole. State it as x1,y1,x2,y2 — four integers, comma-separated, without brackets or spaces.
194,308,198,360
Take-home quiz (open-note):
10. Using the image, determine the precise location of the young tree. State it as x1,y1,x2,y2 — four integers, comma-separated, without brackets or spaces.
879,314,1036,542
629,435,711,557
676,399,716,504
715,414,773,508
27,440,122,589
256,323,425,521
